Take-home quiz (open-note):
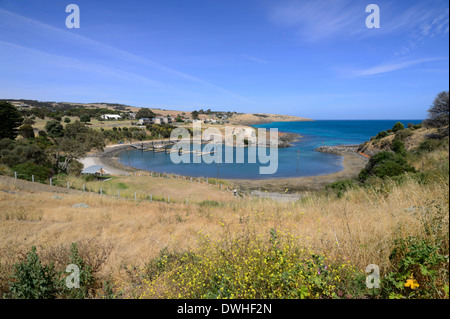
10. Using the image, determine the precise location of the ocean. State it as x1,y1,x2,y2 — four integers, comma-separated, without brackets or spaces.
117,120,422,179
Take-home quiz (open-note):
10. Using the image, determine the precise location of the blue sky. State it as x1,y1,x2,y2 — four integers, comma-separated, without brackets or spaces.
0,0,448,119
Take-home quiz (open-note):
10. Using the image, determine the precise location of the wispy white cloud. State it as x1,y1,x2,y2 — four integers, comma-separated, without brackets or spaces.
0,8,253,104
0,40,167,87
340,57,447,77
242,54,268,64
268,0,363,41
268,0,449,43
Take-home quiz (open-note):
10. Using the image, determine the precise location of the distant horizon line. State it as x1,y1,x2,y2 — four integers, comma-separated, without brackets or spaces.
1,98,425,122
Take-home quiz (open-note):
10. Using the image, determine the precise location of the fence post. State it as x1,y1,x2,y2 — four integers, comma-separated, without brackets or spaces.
67,181,69,189
118,190,120,198
50,178,52,186
150,194,153,202
186,197,188,205
135,192,137,201
100,187,102,194
14,171,17,179
32,175,34,183
168,196,170,203
83,184,86,192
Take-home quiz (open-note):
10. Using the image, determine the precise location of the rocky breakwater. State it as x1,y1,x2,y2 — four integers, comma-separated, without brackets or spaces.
314,144,361,154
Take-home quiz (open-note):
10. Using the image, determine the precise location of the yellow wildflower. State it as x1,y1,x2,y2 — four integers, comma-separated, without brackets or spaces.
404,274,419,290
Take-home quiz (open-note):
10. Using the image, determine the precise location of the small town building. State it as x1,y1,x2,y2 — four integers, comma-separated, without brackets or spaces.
81,165,105,176
100,114,122,120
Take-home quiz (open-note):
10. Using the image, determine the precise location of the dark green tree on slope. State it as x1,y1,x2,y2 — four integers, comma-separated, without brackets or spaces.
0,101,24,139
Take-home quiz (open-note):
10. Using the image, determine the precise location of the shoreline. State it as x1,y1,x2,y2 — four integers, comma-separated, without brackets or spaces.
79,140,369,193
230,151,368,193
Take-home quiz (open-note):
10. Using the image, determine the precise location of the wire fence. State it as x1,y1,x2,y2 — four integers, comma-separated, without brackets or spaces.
8,170,253,204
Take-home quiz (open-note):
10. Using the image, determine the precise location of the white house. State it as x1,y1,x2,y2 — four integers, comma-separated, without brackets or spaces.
138,118,153,125
100,114,122,120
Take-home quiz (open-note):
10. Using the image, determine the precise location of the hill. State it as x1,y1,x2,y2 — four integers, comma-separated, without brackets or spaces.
2,99,312,124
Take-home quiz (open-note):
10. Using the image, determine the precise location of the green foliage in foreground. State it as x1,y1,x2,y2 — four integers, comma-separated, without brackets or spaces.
381,236,449,299
7,244,97,299
127,228,368,299
8,247,58,299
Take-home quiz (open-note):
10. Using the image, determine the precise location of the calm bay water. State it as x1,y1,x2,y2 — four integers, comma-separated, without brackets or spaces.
117,120,422,179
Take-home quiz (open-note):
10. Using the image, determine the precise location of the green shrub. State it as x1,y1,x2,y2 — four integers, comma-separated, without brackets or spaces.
392,122,405,133
67,160,83,176
9,246,59,299
61,243,95,299
374,131,388,140
83,174,96,182
199,200,221,207
381,236,448,299
391,139,407,156
417,139,443,153
358,151,415,181
326,180,356,198
12,162,53,182
394,129,413,141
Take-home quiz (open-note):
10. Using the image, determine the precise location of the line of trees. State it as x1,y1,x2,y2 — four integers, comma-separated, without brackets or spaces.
0,102,105,178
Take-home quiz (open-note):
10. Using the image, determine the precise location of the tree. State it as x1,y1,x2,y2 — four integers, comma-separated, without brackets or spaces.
64,120,88,138
392,122,404,133
135,108,156,119
22,117,35,125
45,120,64,138
79,114,91,124
423,91,449,128
18,124,35,139
64,117,71,123
0,101,24,139
191,110,199,120
48,127,105,173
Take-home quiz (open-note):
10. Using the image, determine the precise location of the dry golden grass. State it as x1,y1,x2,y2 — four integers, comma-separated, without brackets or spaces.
1,169,448,287
62,175,234,203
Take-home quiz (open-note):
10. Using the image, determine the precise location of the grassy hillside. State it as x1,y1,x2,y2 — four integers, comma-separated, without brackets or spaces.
0,124,448,299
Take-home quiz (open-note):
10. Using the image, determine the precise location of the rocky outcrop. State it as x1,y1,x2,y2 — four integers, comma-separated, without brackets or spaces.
314,144,361,154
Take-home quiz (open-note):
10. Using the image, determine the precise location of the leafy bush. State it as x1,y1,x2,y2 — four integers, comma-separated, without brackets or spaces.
198,200,221,207
61,244,95,299
381,237,448,299
326,180,356,198
8,246,59,299
374,131,388,140
358,151,415,181
392,122,405,133
394,129,413,141
12,162,53,182
391,139,407,157
417,139,444,153
67,160,83,176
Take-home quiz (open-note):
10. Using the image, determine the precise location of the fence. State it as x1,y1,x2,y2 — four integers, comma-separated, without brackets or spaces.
121,170,234,192
9,170,249,205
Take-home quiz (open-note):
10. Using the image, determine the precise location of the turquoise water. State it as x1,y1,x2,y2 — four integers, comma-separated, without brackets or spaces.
117,120,422,179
